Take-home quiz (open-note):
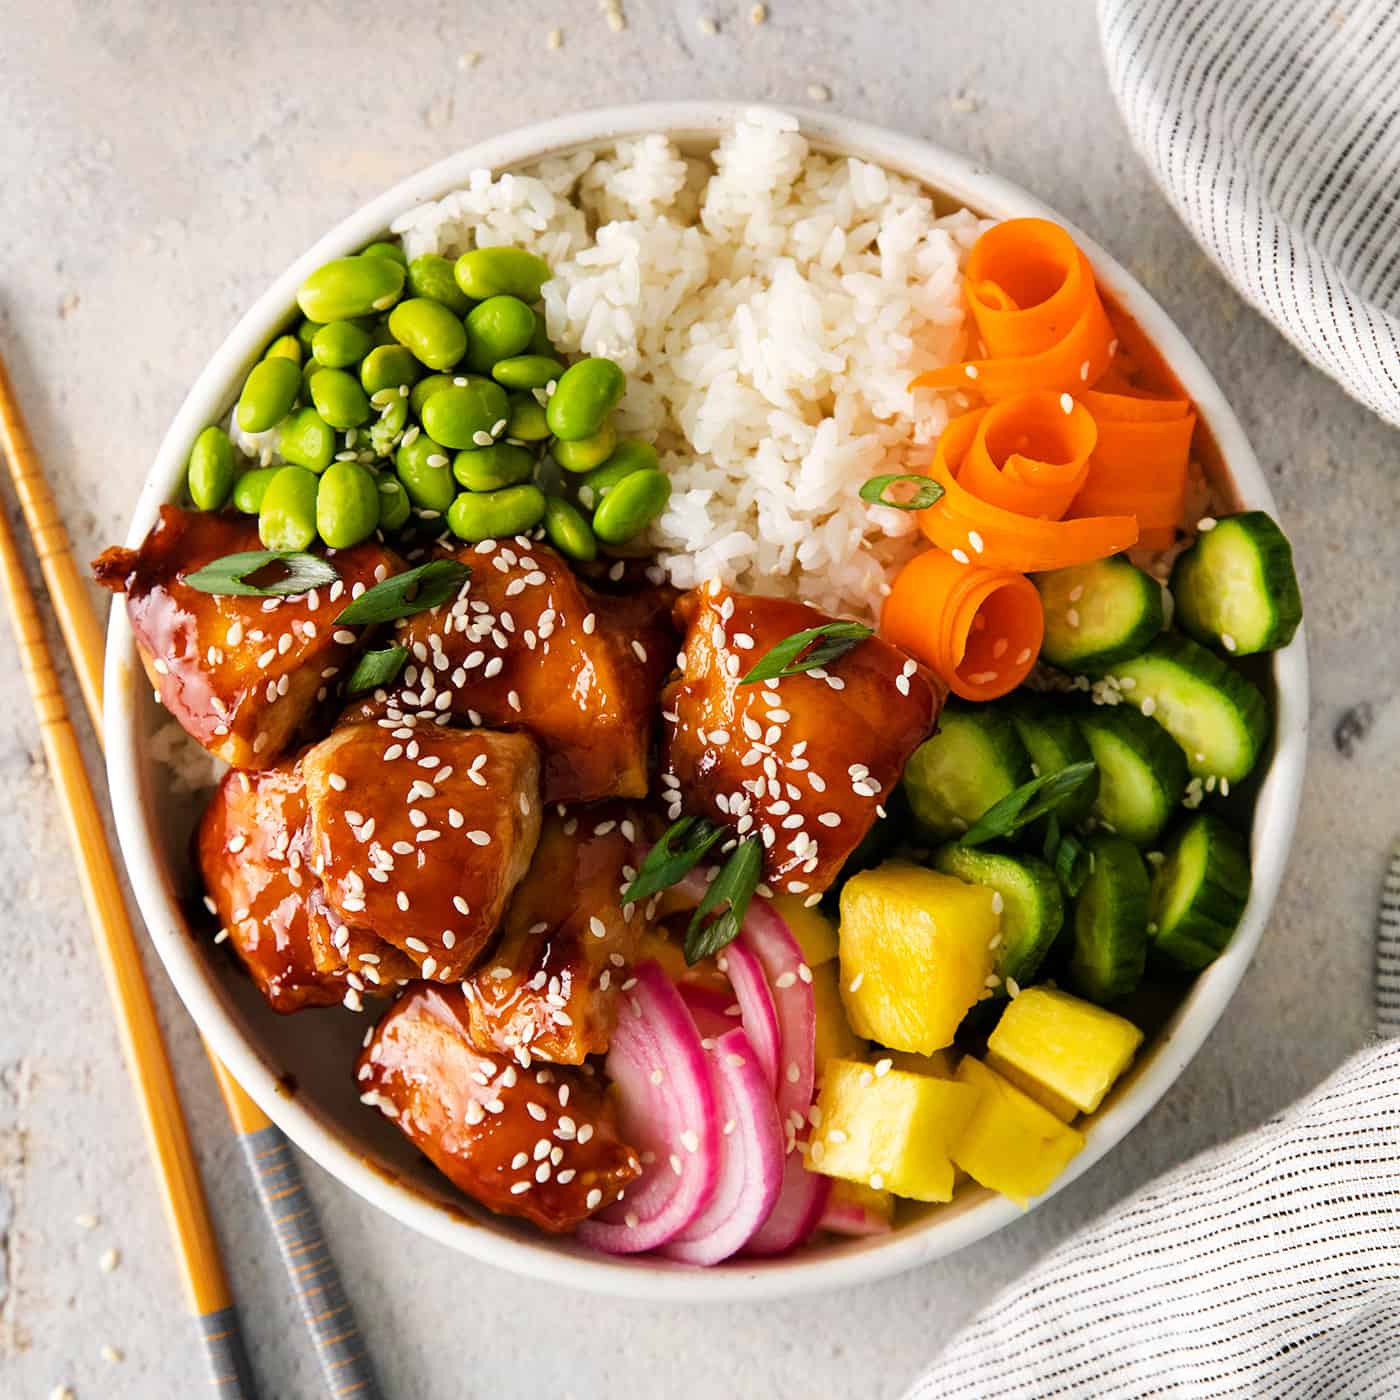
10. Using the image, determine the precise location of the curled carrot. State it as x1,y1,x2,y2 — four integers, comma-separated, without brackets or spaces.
1070,390,1195,550
882,549,1044,702
956,390,1097,521
918,403,1139,572
910,219,1115,401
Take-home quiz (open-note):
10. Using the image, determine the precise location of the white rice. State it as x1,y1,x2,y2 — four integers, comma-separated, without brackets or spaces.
246,108,991,620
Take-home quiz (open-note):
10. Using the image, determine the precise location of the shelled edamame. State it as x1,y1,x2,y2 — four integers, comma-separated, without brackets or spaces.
182,238,672,559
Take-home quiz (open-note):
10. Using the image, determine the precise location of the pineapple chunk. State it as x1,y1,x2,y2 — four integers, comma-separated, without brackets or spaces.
812,961,866,1077
635,928,690,983
951,1057,1085,1207
987,987,1144,1116
839,862,998,1054
884,1047,958,1079
808,1057,977,1202
773,893,839,966
985,1051,1079,1122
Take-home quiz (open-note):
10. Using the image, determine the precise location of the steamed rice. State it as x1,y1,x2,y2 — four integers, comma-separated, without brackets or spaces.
391,109,990,619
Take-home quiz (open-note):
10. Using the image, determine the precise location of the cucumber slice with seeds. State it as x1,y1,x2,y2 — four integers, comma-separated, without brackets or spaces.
1170,512,1301,656
1003,702,1100,828
1034,558,1164,674
933,845,1065,991
1150,813,1251,970
1069,833,1151,1004
1078,705,1188,846
902,704,1031,842
1106,635,1270,783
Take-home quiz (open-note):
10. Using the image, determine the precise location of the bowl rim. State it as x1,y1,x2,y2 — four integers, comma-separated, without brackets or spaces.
103,100,1309,1302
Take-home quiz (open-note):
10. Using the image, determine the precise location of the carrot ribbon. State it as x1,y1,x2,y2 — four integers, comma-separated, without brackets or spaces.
917,398,1139,573
882,549,1043,702
910,219,1115,401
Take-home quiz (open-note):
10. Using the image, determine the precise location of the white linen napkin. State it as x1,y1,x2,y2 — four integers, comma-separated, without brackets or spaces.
1098,0,1400,428
904,852,1400,1397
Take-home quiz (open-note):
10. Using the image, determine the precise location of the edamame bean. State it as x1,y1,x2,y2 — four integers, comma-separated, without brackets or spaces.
360,344,422,396
395,432,457,512
376,473,411,531
505,393,550,442
491,354,564,390
453,247,551,303
278,406,336,473
316,461,380,549
452,442,536,492
361,241,408,267
464,296,536,372
446,484,546,542
301,360,326,400
368,395,409,457
420,380,509,450
258,465,320,551
187,426,236,510
231,466,282,515
297,255,405,323
407,253,472,316
552,420,617,472
236,356,301,433
296,319,324,355
577,445,655,509
312,320,375,369
310,368,371,430
387,297,467,371
592,468,671,544
546,357,625,441
264,334,302,365
409,372,456,419
543,496,597,563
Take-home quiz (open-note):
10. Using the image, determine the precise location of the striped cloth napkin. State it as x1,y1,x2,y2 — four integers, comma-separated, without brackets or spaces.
904,853,1400,1398
1098,0,1400,427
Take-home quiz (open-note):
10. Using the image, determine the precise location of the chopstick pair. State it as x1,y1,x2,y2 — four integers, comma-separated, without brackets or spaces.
0,353,381,1399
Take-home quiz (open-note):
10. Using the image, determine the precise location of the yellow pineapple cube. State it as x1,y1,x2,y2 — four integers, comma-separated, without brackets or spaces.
772,893,839,966
808,1057,978,1202
839,862,998,1054
635,928,690,983
812,961,866,1077
984,1051,1079,1122
987,987,1144,1116
951,1057,1085,1207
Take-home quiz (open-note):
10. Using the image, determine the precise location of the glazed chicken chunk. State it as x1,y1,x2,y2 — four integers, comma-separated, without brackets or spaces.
661,584,941,894
93,506,399,770
344,540,673,804
302,722,542,981
199,757,416,1012
358,984,641,1232
197,764,349,1013
459,804,647,1066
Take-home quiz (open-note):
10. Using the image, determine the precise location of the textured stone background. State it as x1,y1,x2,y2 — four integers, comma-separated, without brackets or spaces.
1,1,1393,1396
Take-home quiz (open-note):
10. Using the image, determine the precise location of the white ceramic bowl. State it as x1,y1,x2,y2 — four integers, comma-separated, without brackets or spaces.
104,102,1308,1301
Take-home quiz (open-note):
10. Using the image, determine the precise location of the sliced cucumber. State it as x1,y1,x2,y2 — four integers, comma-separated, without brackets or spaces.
1003,702,1100,828
1170,512,1301,656
1150,813,1252,970
1107,635,1271,783
1069,834,1150,1004
1034,558,1164,674
902,703,1031,841
933,845,1065,990
1077,705,1187,846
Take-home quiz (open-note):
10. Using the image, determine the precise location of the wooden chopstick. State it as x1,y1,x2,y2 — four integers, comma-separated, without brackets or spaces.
0,376,256,1397
0,354,380,1398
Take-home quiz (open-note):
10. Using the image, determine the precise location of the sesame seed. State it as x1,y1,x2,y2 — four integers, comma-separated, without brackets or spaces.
951,548,970,565
1059,392,1074,414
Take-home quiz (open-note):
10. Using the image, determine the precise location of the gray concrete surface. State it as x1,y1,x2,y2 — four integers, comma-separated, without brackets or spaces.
0,1,1394,1396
